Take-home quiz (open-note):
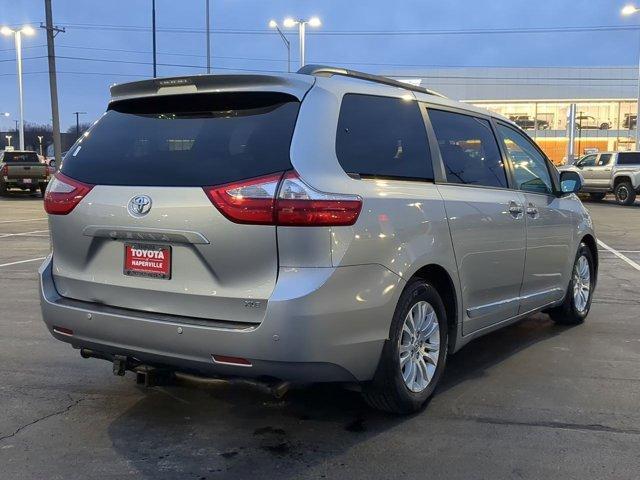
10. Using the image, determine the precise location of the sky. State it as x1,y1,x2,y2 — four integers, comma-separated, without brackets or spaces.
1,0,639,130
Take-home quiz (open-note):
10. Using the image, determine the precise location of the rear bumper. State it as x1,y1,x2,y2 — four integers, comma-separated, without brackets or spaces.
39,255,403,382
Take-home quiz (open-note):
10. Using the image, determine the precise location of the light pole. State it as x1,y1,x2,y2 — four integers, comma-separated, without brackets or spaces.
1,25,35,151
622,4,640,148
73,111,87,138
280,17,321,68
268,20,291,72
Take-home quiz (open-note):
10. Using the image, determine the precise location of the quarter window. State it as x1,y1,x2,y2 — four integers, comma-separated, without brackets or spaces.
428,109,507,188
497,125,554,195
597,154,612,166
335,94,433,180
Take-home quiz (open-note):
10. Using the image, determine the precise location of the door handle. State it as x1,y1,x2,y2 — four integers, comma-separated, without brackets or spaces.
508,201,524,218
526,203,539,218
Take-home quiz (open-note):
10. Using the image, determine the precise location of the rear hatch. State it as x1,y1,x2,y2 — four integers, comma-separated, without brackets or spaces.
49,86,307,324
2,151,48,181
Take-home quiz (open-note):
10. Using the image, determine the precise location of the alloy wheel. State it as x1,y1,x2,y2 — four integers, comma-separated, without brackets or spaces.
573,255,591,313
399,300,440,393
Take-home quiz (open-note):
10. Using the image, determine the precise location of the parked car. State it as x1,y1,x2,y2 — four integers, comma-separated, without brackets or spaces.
509,115,550,130
39,66,597,414
576,115,611,130
0,149,50,196
559,151,640,205
623,114,637,130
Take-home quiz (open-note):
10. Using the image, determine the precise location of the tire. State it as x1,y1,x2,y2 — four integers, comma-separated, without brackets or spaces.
0,181,7,196
362,279,448,414
548,242,595,325
589,192,606,202
614,181,636,206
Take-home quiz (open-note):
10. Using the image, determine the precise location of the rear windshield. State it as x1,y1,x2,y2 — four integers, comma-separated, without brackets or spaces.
60,92,300,186
618,152,640,165
3,151,39,163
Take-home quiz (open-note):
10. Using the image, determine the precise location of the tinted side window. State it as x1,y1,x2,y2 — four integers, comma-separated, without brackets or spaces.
428,109,507,188
497,125,554,195
618,152,640,165
578,155,597,167
336,94,433,180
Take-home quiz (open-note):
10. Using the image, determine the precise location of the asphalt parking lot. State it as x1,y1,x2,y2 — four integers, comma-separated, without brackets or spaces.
1,192,639,480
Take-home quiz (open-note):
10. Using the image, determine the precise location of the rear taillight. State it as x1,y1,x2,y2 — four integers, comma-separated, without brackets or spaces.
1,165,7,176
276,171,362,226
203,173,283,224
204,171,362,226
44,172,94,215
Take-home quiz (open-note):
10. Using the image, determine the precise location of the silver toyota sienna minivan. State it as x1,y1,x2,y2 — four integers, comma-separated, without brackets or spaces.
40,66,597,413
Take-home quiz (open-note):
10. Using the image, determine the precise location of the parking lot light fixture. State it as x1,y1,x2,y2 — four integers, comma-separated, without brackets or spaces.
268,20,291,72
622,4,640,15
1,25,36,151
279,17,322,68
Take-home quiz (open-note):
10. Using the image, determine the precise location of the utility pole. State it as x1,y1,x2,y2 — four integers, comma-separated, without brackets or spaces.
42,0,64,166
152,0,157,77
206,0,211,73
73,111,86,138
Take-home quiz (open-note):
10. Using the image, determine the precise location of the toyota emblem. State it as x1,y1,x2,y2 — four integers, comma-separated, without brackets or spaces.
128,195,152,218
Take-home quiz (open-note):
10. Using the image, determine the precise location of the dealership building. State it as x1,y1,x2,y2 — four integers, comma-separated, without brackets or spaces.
389,66,638,164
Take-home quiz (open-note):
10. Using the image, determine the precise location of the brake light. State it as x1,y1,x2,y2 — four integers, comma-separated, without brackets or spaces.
44,173,94,215
276,171,362,226
204,171,362,226
1,165,7,176
203,173,283,224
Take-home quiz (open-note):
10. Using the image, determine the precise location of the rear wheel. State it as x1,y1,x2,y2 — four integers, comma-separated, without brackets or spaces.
0,181,7,196
614,181,636,206
548,242,594,325
362,279,448,414
589,192,606,202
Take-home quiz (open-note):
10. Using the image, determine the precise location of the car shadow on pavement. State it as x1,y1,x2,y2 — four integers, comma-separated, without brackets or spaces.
106,313,572,480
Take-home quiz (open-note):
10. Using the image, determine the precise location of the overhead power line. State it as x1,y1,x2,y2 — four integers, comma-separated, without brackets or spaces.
55,22,640,36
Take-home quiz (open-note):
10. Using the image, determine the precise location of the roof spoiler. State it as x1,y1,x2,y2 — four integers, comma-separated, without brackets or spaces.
297,65,446,98
109,73,315,103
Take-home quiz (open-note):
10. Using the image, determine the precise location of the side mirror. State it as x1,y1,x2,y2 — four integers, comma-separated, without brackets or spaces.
560,170,583,195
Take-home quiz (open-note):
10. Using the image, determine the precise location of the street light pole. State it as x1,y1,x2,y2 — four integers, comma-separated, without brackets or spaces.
73,111,87,138
1,25,35,151
268,21,291,73
206,0,211,73
281,17,321,69
298,21,306,68
622,5,640,148
152,0,157,77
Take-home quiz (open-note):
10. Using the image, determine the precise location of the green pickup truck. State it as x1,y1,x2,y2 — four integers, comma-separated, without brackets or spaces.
0,150,51,196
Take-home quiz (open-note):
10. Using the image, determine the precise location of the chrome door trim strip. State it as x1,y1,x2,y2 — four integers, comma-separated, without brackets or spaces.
466,287,564,319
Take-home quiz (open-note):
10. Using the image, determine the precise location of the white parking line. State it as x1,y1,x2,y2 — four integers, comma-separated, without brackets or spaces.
0,230,49,239
0,218,47,224
0,257,46,268
597,239,640,272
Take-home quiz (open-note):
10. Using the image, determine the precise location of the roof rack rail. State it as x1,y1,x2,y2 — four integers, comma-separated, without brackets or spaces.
297,64,446,98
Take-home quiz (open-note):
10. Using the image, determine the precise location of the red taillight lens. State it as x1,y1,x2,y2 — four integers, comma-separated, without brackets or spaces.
1,164,7,176
276,171,362,226
44,173,94,215
203,173,283,224
204,171,362,226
